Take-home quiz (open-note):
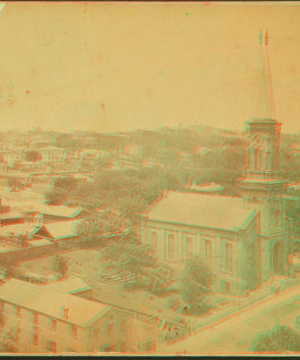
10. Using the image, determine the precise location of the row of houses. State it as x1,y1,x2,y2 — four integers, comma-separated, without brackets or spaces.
0,205,88,253
0,146,110,169
0,276,188,354
0,278,129,353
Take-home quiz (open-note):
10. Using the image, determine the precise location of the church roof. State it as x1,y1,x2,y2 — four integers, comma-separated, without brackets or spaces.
142,191,256,231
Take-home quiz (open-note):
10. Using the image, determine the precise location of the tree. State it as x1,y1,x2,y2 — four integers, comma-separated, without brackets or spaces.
24,150,42,162
101,242,174,293
118,195,148,224
6,177,22,190
249,324,300,352
51,255,68,277
43,188,66,205
78,209,133,243
0,324,18,353
53,176,78,191
177,256,214,315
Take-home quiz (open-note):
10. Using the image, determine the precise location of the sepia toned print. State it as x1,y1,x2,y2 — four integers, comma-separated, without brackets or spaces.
0,1,300,355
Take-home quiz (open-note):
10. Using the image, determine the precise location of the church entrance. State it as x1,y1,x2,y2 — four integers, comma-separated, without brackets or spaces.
221,280,231,293
247,244,257,288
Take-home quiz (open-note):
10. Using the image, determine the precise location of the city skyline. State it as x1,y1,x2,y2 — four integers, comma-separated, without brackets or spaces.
0,2,299,134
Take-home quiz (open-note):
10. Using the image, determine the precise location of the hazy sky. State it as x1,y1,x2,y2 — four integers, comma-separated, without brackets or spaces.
0,2,299,134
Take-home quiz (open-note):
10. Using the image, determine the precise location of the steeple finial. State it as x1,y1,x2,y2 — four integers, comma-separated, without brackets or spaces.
265,30,269,46
259,29,263,45
250,30,274,120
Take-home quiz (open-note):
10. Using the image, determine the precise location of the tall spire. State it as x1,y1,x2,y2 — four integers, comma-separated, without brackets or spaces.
251,30,275,120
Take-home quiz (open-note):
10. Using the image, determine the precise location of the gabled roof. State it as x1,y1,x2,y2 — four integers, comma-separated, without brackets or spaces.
142,191,256,232
0,223,42,237
44,220,82,240
41,277,91,294
24,205,84,218
0,279,108,327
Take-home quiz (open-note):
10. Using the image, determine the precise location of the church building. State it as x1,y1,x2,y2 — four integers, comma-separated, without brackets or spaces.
140,32,290,294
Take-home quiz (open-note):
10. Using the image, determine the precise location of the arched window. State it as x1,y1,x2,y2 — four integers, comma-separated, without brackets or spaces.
224,243,233,272
147,230,153,247
165,234,175,261
152,232,158,256
265,151,271,169
205,240,212,267
256,149,261,170
186,237,193,258
275,209,281,222
274,209,282,226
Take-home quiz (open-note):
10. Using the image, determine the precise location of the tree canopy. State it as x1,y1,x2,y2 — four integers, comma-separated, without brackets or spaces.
25,150,42,162
177,256,214,315
101,242,175,294
249,324,300,352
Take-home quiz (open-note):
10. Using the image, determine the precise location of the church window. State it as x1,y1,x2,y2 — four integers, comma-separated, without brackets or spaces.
152,232,158,256
186,237,193,258
165,234,175,261
265,151,271,169
275,209,281,225
224,243,233,273
147,230,152,247
256,149,261,169
205,240,212,267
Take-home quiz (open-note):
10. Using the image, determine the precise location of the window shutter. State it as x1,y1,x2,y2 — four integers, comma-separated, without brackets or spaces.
29,330,34,344
68,324,73,336
30,312,34,323
48,318,52,329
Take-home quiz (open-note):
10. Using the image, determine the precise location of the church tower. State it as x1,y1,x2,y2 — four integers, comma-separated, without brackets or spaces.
237,31,289,284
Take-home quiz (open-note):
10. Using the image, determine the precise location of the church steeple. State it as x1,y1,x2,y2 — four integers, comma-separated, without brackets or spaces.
244,30,282,180
251,30,275,120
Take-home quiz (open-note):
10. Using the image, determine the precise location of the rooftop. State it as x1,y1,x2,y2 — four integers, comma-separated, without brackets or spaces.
0,223,41,237
45,220,82,239
186,183,224,192
0,211,23,220
142,191,255,231
0,278,108,327
23,205,83,218
41,277,91,294
26,239,53,247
